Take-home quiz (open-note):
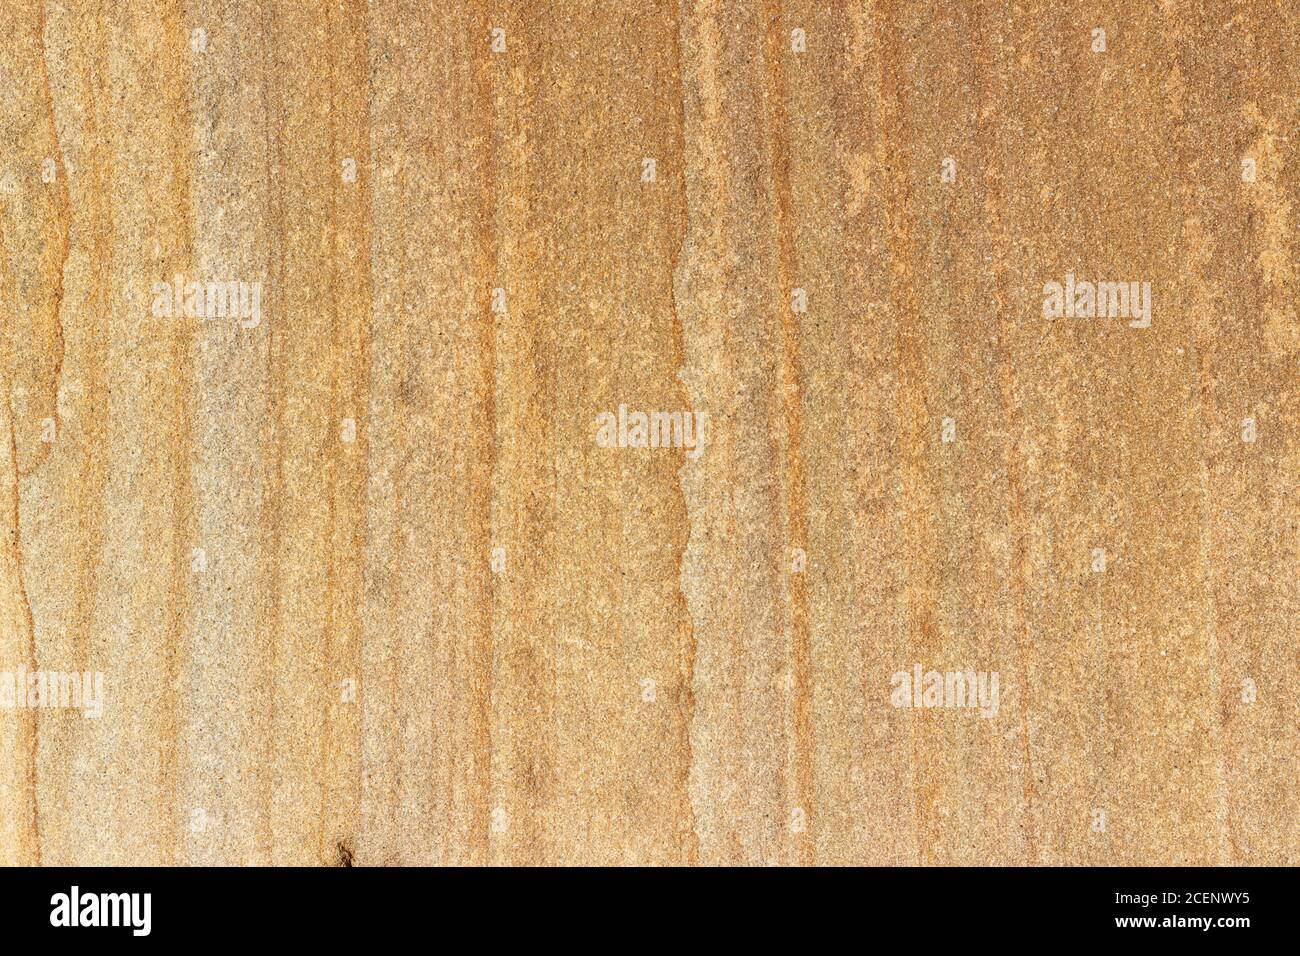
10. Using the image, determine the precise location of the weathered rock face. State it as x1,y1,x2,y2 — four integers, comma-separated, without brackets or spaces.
0,1,1295,866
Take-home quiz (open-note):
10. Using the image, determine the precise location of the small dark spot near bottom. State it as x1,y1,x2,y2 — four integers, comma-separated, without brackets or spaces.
336,839,355,867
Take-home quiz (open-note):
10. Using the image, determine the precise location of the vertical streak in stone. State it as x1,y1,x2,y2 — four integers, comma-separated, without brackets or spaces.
260,0,347,863
667,0,701,867
0,0,79,865
318,0,373,865
64,5,115,862
181,0,273,866
1161,5,1231,865
761,0,813,867
0,0,64,867
485,4,556,866
970,0,1036,864
254,0,286,863
469,0,499,867
318,0,342,860
156,0,199,865
874,0,938,863
0,389,39,864
19,0,70,479
357,0,411,863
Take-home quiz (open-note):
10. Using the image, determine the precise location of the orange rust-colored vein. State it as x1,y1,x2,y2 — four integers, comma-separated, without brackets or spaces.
762,0,814,866
3,387,40,864
0,46,41,854
0,191,37,863
56,4,112,865
70,4,115,676
21,0,71,479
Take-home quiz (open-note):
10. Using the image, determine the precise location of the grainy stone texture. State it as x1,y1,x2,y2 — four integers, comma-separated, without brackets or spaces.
0,1,1296,866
